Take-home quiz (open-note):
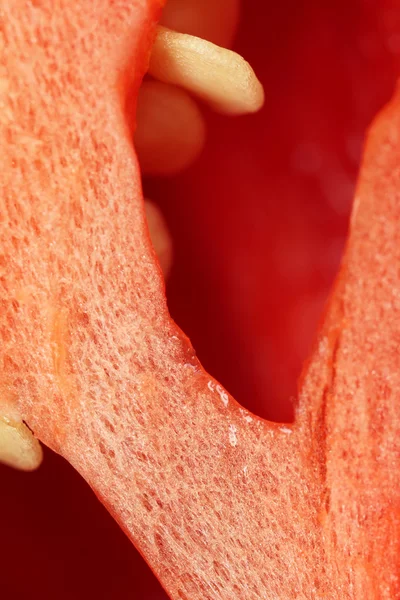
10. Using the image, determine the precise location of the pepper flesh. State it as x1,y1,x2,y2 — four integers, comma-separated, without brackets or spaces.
1,1,400,599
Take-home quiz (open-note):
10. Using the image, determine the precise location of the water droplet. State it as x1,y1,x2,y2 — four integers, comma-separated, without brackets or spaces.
229,424,238,447
280,427,292,435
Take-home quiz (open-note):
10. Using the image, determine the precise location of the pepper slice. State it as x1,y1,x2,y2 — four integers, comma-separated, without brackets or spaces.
1,1,400,599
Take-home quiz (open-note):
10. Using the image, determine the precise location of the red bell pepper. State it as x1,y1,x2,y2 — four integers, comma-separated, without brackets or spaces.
1,1,399,598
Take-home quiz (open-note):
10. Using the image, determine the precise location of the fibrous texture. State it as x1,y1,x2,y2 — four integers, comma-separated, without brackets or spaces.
1,1,399,598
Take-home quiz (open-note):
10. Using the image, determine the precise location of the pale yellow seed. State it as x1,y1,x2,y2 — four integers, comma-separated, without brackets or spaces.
145,200,173,278
0,416,43,471
149,26,264,116
135,81,206,175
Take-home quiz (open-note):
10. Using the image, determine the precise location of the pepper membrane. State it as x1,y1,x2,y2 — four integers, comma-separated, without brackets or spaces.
0,1,400,600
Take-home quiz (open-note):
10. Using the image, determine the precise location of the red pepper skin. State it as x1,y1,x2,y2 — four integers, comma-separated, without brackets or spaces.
1,1,400,599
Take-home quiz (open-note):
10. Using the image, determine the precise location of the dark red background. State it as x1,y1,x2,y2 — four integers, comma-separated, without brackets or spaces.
1,1,398,598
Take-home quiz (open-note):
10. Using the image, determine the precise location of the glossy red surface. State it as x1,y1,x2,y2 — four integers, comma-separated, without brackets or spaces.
1,1,398,598
154,0,398,423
